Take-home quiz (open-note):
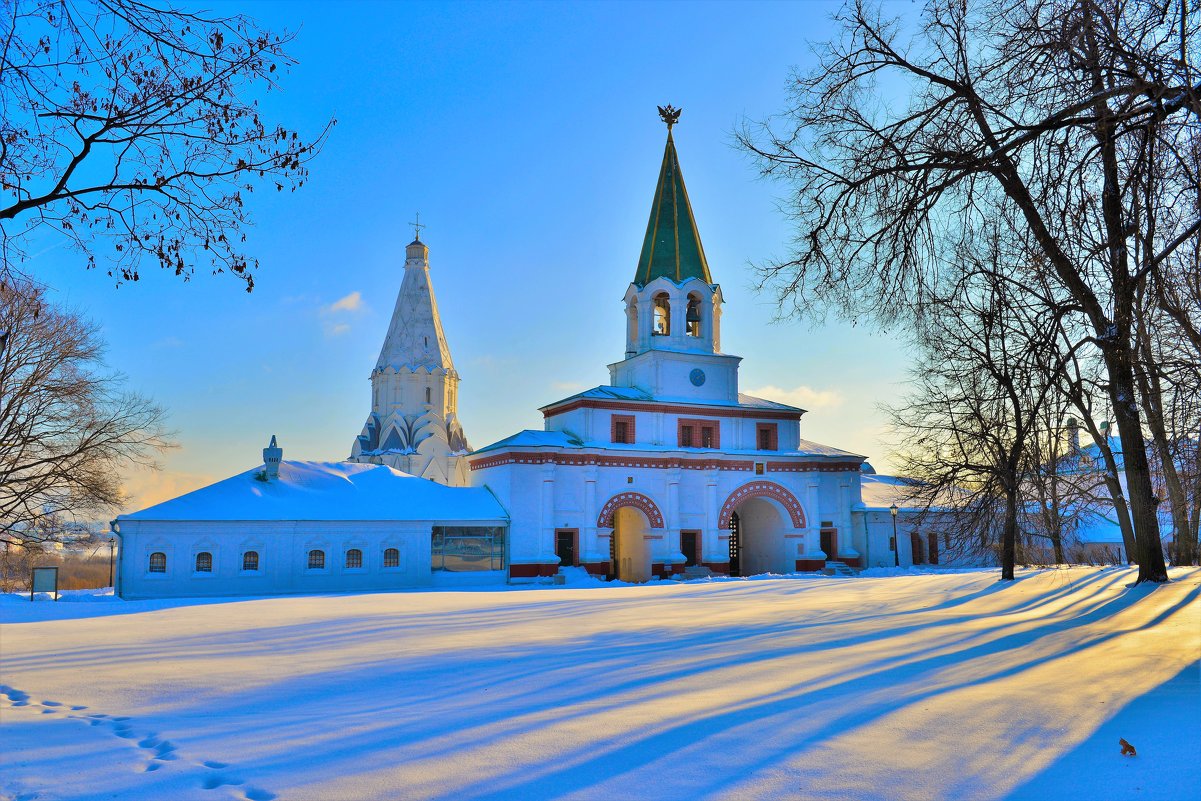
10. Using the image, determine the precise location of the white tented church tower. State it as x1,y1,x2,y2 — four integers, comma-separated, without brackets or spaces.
349,234,471,485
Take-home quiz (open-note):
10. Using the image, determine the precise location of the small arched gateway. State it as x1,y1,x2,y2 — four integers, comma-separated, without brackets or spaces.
719,481,808,577
597,492,665,583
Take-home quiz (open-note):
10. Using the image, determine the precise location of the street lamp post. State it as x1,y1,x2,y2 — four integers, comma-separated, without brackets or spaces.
890,504,900,568
108,520,119,589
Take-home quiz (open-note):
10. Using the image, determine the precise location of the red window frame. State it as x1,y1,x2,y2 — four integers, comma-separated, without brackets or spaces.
678,418,719,448
756,423,779,451
611,414,635,444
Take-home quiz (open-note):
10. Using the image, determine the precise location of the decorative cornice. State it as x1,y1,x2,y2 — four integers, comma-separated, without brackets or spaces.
541,397,802,421
468,451,861,473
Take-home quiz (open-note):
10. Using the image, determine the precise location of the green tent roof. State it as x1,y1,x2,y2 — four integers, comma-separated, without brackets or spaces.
634,129,712,286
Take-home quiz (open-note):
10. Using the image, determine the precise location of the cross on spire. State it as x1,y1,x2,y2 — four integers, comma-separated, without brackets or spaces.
410,212,426,242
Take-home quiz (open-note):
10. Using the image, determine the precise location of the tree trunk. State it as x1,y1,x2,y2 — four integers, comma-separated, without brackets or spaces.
1133,312,1191,564
1001,483,1018,581
1106,352,1170,582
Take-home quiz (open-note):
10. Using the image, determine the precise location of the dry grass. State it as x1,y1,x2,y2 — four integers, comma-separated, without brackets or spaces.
2,548,113,592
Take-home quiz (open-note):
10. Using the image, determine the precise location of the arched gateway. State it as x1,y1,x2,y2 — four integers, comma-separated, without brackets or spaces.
720,481,807,577
597,492,664,583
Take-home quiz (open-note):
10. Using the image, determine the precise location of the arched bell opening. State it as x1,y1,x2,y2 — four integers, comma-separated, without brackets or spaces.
685,292,703,338
626,299,639,357
612,506,654,582
652,292,671,336
728,497,788,577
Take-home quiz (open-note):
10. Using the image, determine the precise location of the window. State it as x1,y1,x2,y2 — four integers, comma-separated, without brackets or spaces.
425,387,432,404
383,548,400,568
432,526,507,572
678,418,718,448
686,294,702,337
195,551,213,573
611,414,635,444
756,423,778,451
652,292,670,336
345,548,363,569
242,551,260,571
307,549,325,570
148,552,166,573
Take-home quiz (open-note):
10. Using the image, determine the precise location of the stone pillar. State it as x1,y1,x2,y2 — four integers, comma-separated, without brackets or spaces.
797,479,825,571
704,470,727,573
837,481,861,567
659,469,683,578
580,468,607,576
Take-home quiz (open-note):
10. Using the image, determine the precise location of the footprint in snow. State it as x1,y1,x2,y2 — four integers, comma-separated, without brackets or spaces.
1,686,276,801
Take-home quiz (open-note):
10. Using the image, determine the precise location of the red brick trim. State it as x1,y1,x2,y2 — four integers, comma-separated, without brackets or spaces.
718,481,807,528
796,559,825,572
581,561,610,576
542,397,802,421
766,461,862,473
703,561,730,575
469,452,759,472
610,414,635,444
596,491,665,529
677,417,720,448
756,423,779,451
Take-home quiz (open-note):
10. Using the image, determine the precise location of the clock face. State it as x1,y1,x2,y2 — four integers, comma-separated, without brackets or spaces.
689,368,706,387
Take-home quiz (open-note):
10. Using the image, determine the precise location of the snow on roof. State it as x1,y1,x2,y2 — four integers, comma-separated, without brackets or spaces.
537,385,804,414
120,461,507,523
860,474,925,510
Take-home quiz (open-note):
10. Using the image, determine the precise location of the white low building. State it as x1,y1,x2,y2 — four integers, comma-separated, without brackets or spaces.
115,443,507,599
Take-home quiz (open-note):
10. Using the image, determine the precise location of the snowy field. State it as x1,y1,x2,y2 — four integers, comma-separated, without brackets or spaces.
2,567,1199,801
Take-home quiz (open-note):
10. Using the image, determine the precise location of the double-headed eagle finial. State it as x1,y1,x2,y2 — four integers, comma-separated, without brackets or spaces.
658,104,682,131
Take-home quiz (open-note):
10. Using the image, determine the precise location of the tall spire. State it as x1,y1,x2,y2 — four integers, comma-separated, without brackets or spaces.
376,236,453,371
634,106,712,286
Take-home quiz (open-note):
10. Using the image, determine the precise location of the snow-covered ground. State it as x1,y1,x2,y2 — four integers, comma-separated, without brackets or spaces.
2,567,1198,801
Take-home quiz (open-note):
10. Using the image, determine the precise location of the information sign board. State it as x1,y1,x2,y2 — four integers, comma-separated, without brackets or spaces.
30,566,59,601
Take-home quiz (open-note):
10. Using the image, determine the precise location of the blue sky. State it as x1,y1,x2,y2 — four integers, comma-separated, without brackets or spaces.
39,0,915,508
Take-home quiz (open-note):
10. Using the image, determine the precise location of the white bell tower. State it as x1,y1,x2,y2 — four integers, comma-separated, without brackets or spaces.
349,225,471,485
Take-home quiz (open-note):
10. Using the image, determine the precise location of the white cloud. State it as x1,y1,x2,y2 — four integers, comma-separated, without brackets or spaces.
324,291,363,314
328,323,351,337
743,384,844,410
551,381,585,393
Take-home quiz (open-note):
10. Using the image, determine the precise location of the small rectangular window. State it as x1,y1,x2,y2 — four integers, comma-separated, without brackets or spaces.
383,548,400,568
148,552,166,573
242,551,259,571
756,423,778,451
307,549,325,570
680,426,693,447
611,414,635,444
345,548,363,569
700,425,715,448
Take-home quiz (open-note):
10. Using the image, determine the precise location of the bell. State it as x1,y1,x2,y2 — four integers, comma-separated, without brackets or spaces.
686,304,701,324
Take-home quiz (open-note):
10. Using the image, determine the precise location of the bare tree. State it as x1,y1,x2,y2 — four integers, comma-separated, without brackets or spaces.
741,0,1199,582
890,243,1069,580
0,0,333,290
0,278,170,547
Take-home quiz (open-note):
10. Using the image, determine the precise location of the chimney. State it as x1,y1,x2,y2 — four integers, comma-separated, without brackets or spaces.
1066,418,1080,454
263,435,282,480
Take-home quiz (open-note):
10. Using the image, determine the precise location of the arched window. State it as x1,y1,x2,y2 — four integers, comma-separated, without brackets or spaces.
383,548,400,568
195,551,213,572
345,548,363,569
652,293,670,336
242,551,259,571
148,552,166,573
425,387,432,404
307,549,325,570
686,294,703,337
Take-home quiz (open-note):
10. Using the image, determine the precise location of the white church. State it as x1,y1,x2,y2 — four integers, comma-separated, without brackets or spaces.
115,110,911,599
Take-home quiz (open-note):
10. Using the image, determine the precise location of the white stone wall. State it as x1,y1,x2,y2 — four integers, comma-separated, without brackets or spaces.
114,519,491,599
471,451,863,575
